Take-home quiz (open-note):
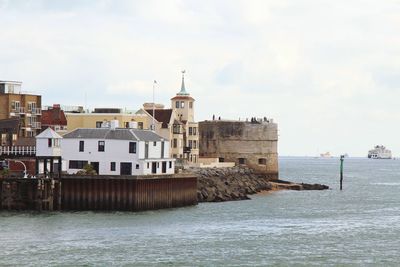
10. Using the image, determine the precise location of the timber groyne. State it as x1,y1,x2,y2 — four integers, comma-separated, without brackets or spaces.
0,174,197,211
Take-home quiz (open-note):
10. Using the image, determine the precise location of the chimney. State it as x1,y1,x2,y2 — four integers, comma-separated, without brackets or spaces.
110,120,119,130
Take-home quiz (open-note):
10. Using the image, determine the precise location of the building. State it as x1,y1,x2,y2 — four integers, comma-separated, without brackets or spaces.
65,108,150,133
136,107,185,159
0,81,42,138
0,118,19,146
135,71,199,164
199,119,279,179
61,121,175,175
41,104,68,134
170,71,199,164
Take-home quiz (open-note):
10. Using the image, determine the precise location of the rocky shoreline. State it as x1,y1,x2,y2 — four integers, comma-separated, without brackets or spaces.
185,167,329,203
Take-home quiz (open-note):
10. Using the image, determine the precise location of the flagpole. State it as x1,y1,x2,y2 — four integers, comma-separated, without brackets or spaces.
152,80,156,131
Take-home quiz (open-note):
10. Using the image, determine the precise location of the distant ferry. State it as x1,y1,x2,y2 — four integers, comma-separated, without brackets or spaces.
320,152,333,158
368,145,392,159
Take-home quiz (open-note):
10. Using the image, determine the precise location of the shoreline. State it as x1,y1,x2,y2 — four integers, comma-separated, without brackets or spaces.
189,167,329,203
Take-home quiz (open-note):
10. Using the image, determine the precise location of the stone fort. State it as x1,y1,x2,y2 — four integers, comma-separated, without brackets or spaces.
199,119,278,179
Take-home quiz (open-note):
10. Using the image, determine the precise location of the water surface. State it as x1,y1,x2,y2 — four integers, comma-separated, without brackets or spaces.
1,157,400,266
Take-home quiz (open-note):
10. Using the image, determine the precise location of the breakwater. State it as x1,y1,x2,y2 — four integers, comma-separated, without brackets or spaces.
0,174,197,211
190,167,329,202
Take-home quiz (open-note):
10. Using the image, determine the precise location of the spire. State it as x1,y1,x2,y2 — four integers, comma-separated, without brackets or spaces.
177,70,189,95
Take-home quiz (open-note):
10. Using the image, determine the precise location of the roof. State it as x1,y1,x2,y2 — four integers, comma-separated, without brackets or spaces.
145,109,173,128
41,106,67,126
36,128,63,139
171,95,195,101
63,128,164,142
0,118,20,133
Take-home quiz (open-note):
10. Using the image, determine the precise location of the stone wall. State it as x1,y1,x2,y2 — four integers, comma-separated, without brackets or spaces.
199,120,278,178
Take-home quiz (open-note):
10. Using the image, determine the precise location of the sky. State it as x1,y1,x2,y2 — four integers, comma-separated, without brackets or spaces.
1,0,399,157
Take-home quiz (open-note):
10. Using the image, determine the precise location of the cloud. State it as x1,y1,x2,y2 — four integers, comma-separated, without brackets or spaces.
1,0,400,156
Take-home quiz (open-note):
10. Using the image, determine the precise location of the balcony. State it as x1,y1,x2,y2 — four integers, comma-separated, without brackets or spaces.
32,108,41,115
32,122,41,129
11,107,25,115
0,146,36,157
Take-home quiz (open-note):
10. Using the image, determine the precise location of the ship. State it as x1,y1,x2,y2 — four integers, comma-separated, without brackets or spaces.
320,152,333,158
368,145,392,159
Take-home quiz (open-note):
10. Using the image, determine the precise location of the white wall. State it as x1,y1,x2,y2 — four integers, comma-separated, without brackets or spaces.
36,138,61,157
61,138,173,175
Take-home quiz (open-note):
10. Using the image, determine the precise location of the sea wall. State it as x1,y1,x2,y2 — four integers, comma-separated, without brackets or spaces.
0,174,198,211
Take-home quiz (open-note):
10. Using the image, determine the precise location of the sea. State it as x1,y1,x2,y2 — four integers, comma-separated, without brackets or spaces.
1,157,400,266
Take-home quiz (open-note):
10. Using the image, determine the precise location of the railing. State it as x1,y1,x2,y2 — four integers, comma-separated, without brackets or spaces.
32,108,41,115
32,122,41,129
12,107,25,114
0,146,36,156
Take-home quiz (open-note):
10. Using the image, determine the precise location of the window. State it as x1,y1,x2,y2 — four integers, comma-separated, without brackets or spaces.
48,138,52,147
96,121,103,128
181,101,185,108
219,157,225,163
69,160,88,169
157,162,160,168
79,141,84,152
110,162,116,171
189,127,193,135
173,124,180,134
145,142,149,158
193,127,197,135
175,101,180,108
129,142,137,153
98,141,105,152
153,141,157,146
193,140,197,149
28,102,32,111
147,162,150,169
238,158,246,165
136,164,139,169
125,122,129,128
11,101,15,110
173,138,177,148
258,158,267,165
189,102,193,108
138,122,144,129
169,161,172,168
188,140,193,149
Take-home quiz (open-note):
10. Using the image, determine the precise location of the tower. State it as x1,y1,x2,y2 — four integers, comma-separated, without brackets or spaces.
171,70,195,123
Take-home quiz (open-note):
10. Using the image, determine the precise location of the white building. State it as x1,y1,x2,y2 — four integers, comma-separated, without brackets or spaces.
36,123,175,176
61,124,175,175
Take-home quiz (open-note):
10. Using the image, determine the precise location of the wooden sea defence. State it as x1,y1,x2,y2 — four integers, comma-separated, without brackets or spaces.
0,178,60,211
0,175,197,211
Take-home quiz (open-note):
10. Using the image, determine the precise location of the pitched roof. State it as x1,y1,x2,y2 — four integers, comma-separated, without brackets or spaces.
41,106,67,126
145,109,173,128
0,118,20,133
63,128,164,142
36,127,63,139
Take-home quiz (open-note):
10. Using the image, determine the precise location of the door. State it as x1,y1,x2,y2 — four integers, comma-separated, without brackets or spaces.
162,162,167,173
90,162,99,174
120,162,132,175
151,162,157,174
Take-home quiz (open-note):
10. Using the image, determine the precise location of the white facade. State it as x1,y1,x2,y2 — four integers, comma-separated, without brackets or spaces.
35,128,62,157
61,128,175,175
